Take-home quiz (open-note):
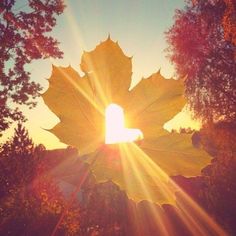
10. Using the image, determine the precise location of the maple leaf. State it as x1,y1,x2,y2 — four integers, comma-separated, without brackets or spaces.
43,37,211,203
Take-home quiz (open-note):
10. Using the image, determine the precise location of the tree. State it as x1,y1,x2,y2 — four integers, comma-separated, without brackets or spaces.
0,0,65,133
166,0,236,124
175,122,236,235
223,0,236,47
0,123,35,198
0,124,80,235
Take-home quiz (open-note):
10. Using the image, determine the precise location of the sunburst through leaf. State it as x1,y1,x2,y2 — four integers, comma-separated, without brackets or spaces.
43,37,211,203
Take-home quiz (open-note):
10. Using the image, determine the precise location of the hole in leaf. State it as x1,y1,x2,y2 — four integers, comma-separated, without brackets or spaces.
105,103,143,144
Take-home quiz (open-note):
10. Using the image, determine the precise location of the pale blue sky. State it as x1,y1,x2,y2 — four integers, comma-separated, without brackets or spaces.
51,0,185,79
3,0,196,149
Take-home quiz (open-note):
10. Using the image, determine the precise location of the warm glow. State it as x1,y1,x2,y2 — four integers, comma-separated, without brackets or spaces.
105,104,143,144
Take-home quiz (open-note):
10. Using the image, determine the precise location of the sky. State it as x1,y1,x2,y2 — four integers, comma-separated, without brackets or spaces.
2,0,200,149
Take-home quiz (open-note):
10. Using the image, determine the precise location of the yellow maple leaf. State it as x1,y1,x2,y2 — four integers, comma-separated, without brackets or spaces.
43,37,211,203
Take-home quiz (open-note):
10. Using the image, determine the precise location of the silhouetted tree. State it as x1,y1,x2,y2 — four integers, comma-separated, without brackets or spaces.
175,122,236,235
0,124,80,235
0,0,65,133
197,122,236,235
0,123,35,198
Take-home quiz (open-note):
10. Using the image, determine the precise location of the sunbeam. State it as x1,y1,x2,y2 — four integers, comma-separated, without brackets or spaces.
120,144,170,236
128,143,228,236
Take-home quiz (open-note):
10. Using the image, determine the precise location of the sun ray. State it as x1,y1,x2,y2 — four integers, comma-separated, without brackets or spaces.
129,143,176,203
64,4,111,110
55,1,110,114
64,1,87,58
129,143,227,236
121,144,170,236
65,6,110,108
35,8,228,233
53,66,104,115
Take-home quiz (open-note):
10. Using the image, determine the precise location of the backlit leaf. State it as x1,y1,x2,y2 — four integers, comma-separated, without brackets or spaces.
43,37,211,203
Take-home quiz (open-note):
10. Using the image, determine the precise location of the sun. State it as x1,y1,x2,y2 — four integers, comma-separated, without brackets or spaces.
105,103,143,144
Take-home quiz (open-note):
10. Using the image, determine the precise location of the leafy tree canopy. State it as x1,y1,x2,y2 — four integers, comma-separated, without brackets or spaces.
166,0,236,124
0,0,65,133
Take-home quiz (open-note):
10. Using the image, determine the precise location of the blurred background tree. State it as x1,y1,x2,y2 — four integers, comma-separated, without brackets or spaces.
176,122,236,235
0,124,235,235
166,1,236,235
0,123,80,235
166,0,236,124
0,0,65,133
222,0,236,47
